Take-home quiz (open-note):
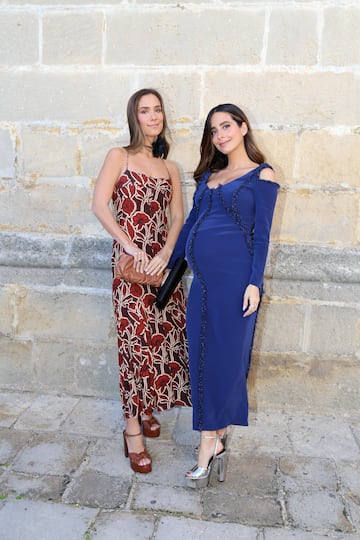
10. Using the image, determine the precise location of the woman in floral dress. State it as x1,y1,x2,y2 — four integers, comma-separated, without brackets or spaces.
92,89,191,473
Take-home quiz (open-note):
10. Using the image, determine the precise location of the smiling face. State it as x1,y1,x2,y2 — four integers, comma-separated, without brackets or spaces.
137,93,164,141
210,111,248,155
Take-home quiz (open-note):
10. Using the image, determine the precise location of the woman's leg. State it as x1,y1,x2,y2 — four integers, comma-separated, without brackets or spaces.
195,429,225,470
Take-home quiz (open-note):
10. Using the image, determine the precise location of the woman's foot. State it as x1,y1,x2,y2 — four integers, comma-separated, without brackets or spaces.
123,416,152,473
123,431,152,473
186,431,226,488
140,414,161,438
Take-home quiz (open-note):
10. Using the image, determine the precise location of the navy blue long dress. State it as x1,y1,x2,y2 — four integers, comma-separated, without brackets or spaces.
170,164,279,431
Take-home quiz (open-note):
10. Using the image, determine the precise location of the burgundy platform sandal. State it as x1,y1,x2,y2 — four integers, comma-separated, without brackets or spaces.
123,430,152,473
139,415,161,438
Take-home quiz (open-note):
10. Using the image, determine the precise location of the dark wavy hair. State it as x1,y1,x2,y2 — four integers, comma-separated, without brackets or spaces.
193,103,265,183
126,88,170,158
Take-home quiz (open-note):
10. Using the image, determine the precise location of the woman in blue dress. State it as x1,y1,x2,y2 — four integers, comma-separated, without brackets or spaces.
169,103,279,488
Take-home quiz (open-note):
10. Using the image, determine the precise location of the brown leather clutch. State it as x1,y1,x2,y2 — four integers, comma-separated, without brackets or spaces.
115,253,163,287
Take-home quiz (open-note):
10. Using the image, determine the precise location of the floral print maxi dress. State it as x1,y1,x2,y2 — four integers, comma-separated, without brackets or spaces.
111,167,191,418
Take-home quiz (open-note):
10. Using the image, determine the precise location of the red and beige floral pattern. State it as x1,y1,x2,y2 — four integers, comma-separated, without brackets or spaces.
111,169,191,418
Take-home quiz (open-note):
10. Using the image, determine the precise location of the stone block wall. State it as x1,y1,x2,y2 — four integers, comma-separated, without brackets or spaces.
0,0,359,413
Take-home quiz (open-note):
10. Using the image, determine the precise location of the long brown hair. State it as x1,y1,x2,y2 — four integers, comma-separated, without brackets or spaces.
125,88,170,158
193,103,265,183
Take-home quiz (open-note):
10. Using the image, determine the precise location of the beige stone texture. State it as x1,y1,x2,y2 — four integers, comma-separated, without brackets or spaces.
170,127,203,177
0,12,38,65
74,344,119,398
42,12,104,65
33,341,76,389
250,354,360,414
203,72,360,127
181,182,196,217
135,74,202,123
322,6,360,65
254,301,306,353
296,131,360,187
141,0,203,3
0,72,133,122
32,340,118,396
278,190,358,246
81,129,127,178
106,9,264,66
0,183,94,234
0,287,13,335
16,288,112,340
9,0,119,3
254,130,297,186
267,9,317,65
223,0,317,2
249,354,320,413
309,305,359,356
0,127,16,178
0,338,33,386
268,279,358,305
0,72,202,124
21,128,79,177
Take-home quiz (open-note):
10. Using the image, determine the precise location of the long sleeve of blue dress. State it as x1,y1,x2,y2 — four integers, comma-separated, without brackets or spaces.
168,205,196,268
249,178,279,288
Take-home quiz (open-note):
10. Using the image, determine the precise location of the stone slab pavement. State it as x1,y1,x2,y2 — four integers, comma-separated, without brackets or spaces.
0,391,359,540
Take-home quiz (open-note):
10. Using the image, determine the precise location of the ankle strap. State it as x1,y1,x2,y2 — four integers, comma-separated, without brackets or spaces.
125,431,142,438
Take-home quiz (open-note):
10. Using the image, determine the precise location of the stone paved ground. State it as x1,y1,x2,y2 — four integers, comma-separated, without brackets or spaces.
0,391,359,540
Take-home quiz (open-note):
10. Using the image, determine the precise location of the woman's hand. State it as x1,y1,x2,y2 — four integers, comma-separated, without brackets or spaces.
124,245,149,273
145,247,171,276
243,284,260,317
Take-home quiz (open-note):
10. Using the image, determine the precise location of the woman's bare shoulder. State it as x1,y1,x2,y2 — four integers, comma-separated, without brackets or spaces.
259,165,276,182
105,146,127,162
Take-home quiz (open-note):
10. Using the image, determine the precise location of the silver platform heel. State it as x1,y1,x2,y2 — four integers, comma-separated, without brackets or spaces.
215,449,226,482
185,434,226,488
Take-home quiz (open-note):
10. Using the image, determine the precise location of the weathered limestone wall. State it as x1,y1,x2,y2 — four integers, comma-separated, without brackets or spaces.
0,1,359,413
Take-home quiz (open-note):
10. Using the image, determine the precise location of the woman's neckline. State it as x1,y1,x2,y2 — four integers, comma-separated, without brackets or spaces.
123,168,171,181
206,164,261,190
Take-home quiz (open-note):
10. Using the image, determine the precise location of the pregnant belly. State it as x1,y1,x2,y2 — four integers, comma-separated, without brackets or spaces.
186,220,252,280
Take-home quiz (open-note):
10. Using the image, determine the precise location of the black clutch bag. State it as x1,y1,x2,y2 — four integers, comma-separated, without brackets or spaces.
155,257,188,309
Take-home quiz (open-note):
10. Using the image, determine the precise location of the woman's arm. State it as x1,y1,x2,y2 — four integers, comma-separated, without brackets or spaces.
167,174,209,268
167,205,197,268
249,167,279,288
163,159,185,256
92,147,142,257
243,167,279,316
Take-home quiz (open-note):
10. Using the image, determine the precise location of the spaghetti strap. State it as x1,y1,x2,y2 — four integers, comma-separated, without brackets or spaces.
125,149,129,170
